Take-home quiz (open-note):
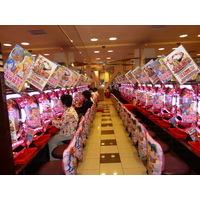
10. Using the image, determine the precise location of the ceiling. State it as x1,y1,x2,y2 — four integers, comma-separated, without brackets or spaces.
1,25,200,70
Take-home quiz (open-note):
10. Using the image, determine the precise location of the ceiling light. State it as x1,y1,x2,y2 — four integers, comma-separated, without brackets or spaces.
3,43,12,46
172,47,177,50
44,54,49,56
108,50,113,52
197,54,200,56
21,42,30,45
107,57,111,59
32,54,37,56
96,58,100,60
94,51,100,53
109,37,117,40
158,48,165,50
157,55,162,57
198,35,200,37
91,38,98,41
179,34,188,38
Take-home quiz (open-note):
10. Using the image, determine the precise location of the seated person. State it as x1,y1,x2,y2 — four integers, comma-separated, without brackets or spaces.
93,87,99,100
48,94,79,161
75,90,93,119
89,87,95,103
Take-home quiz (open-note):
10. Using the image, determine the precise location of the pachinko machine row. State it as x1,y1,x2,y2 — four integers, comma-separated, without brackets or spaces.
118,83,200,156
7,86,88,166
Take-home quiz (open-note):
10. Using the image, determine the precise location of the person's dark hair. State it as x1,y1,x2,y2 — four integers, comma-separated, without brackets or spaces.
94,87,97,92
82,90,91,100
89,88,94,92
61,94,72,107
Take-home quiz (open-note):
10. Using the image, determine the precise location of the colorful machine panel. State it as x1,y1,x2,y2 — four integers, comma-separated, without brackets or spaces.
125,70,137,84
143,59,160,84
47,64,65,88
26,54,57,91
151,56,174,84
131,66,149,84
164,45,200,84
4,44,35,93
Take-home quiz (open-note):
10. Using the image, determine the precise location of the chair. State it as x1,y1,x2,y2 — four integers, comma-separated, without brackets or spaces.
51,117,85,160
137,123,170,162
146,132,191,175
37,130,81,175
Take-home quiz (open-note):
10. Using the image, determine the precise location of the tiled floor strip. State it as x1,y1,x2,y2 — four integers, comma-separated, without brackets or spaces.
77,98,147,175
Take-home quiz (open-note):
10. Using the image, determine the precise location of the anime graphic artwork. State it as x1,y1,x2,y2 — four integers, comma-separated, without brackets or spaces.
4,44,35,92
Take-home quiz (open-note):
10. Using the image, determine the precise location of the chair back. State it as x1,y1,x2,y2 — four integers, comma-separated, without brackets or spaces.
130,115,139,145
137,123,148,161
146,132,165,175
62,136,77,175
75,124,84,162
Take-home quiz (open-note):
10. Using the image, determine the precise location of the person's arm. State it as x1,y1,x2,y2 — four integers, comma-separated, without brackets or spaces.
52,112,70,129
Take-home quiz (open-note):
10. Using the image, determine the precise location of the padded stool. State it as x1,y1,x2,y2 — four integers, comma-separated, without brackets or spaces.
162,155,191,175
51,144,69,159
155,139,170,154
148,130,157,139
140,122,148,129
62,139,71,144
37,160,64,175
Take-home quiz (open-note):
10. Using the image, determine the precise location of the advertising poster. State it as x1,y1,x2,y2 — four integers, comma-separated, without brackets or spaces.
143,59,160,84
58,68,76,88
164,45,200,84
4,44,35,93
71,70,81,87
150,56,174,84
125,70,138,84
131,66,149,84
26,54,57,91
47,64,65,88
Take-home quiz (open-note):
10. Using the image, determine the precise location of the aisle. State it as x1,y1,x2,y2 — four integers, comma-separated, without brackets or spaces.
77,98,147,175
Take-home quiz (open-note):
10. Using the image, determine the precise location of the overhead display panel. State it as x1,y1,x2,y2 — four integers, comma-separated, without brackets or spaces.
4,44,35,93
143,59,160,84
131,66,150,84
26,54,57,91
164,45,200,84
151,56,174,84
47,64,65,88
125,70,138,84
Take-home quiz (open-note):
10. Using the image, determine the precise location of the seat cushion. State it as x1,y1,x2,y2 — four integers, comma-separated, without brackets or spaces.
62,139,71,144
155,139,170,154
162,155,191,175
148,130,157,139
37,160,64,175
52,144,69,159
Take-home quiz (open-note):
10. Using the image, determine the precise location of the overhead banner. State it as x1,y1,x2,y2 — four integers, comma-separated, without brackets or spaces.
47,64,65,88
151,56,174,84
131,66,149,84
125,70,138,84
4,44,35,93
26,54,57,91
70,70,81,87
143,59,160,84
164,45,200,84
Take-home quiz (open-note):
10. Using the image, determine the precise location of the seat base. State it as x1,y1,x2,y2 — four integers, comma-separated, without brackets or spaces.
162,155,191,175
52,144,69,159
37,160,64,175
155,139,170,154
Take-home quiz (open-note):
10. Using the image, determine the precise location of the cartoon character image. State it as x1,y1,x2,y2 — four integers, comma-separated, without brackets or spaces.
4,59,15,71
11,47,24,62
166,52,185,73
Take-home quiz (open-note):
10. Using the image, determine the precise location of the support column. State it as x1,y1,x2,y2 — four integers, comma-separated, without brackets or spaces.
139,47,156,65
53,52,68,66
